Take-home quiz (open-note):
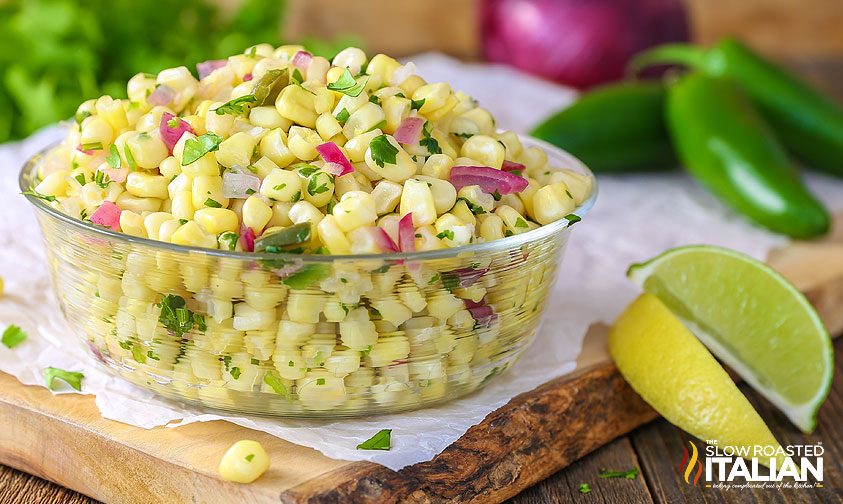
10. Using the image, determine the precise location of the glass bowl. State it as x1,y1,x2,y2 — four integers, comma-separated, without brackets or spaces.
20,136,596,417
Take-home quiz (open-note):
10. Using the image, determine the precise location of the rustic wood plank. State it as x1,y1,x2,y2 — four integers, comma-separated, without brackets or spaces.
508,437,653,504
0,465,93,504
631,338,843,504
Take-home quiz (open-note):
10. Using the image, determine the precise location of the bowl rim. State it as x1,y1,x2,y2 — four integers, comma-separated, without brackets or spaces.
20,134,597,263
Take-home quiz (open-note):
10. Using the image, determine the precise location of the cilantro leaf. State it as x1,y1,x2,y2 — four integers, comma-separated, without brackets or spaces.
204,198,222,208
369,135,399,168
410,98,425,110
106,144,121,169
245,454,255,462
327,69,369,97
80,142,103,151
264,371,289,398
213,94,257,116
578,483,592,494
356,429,392,450
44,367,85,391
599,467,639,480
182,132,223,166
335,108,350,124
22,189,56,203
436,230,455,240
158,294,203,337
514,217,528,228
2,325,27,349
565,214,582,226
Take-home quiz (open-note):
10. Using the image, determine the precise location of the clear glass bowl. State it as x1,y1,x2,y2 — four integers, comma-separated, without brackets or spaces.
20,136,596,417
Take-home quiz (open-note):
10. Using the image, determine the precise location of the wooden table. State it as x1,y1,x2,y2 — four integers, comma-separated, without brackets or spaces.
2,337,841,503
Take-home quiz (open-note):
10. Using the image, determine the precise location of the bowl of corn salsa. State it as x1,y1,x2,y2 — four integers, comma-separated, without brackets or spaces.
20,44,596,416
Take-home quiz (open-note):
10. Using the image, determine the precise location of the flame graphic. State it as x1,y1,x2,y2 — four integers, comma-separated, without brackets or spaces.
678,441,703,486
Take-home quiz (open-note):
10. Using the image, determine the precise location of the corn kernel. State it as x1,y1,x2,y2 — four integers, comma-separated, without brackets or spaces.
242,195,273,232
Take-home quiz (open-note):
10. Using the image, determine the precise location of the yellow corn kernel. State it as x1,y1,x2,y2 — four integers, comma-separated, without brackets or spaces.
274,44,306,62
414,175,457,215
317,215,351,254
302,170,335,207
478,214,505,241
347,227,383,254
35,170,69,197
457,185,494,214
412,82,452,114
268,202,294,228
332,47,367,75
367,54,402,84
495,205,531,235
344,130,382,163
421,153,454,180
259,128,296,167
171,220,218,248
427,292,464,321
118,210,146,237
194,207,239,234
170,191,195,220
315,113,343,140
216,132,257,169
127,73,156,103
126,132,168,169
218,440,270,484
205,104,236,137
143,212,173,240
275,85,317,128
460,135,505,169
157,66,198,112
80,116,114,146
451,107,495,137
370,180,402,215
400,178,437,226
451,199,477,227
115,192,162,214
192,175,229,209
381,96,410,134
424,95,458,122
520,145,549,174
333,191,377,232
399,74,427,97
530,182,576,225
518,178,540,218
287,126,321,160
249,105,290,130
364,135,416,182
159,156,181,179
414,225,446,251
313,87,335,114
434,213,474,247
496,130,523,159
550,169,592,205
157,219,183,243
167,172,192,198
126,171,169,199
96,96,129,132
288,200,324,226
343,102,385,139
326,66,346,85
242,195,273,232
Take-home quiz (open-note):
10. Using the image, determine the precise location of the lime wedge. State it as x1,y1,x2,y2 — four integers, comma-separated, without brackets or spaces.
609,294,784,465
628,245,833,433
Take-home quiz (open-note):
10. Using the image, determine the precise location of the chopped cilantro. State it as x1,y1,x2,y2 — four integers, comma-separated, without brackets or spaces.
356,429,392,451
453,132,474,139
245,188,256,195
288,360,295,367
514,217,528,228
2,325,27,349
599,467,639,480
419,122,441,154
366,119,387,133
436,230,455,240
362,345,373,356
297,165,319,177
158,294,203,337
264,372,289,398
94,169,110,189
491,189,502,201
230,366,242,379
245,454,255,462
578,483,591,494
22,189,56,202
204,198,222,208
307,176,330,196
291,190,302,202
106,144,121,169
80,142,103,151
124,145,137,169
273,183,287,191
219,232,239,251
368,94,381,105
335,107,350,124
75,110,92,125
251,358,260,365
410,98,425,110
166,116,181,129
212,94,257,116
73,173,86,186
182,132,223,166
565,214,582,226
369,135,399,168
316,378,326,385
44,367,84,391
327,68,369,97
291,68,304,85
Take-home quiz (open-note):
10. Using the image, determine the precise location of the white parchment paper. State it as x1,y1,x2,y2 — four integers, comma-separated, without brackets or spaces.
3,54,843,471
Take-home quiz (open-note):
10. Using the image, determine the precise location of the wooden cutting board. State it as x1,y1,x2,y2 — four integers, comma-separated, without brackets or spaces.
2,228,843,503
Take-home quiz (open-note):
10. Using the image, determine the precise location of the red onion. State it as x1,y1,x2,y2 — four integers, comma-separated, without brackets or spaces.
76,144,95,155
398,213,415,253
197,59,227,79
374,227,400,253
222,171,261,199
321,163,345,176
159,112,195,154
147,85,174,106
450,166,529,194
444,267,490,288
316,142,354,176
90,201,121,231
102,168,128,183
393,117,425,145
243,73,253,82
292,51,313,72
240,227,256,252
481,0,689,89
501,160,526,173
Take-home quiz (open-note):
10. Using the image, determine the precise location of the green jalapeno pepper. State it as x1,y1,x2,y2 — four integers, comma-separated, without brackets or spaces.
633,38,843,176
531,82,676,173
666,73,829,238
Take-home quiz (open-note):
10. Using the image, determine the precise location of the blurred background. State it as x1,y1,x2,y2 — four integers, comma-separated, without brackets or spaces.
2,0,841,143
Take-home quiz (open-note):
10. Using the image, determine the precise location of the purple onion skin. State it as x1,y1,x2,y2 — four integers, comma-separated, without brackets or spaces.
480,0,689,89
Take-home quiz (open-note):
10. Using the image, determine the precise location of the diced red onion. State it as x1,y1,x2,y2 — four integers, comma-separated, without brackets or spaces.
147,85,174,106
292,51,313,72
374,227,400,253
240,227,256,252
197,59,227,79
445,267,490,288
321,162,345,176
222,171,261,199
398,213,415,253
450,165,529,194
243,73,253,82
90,201,121,231
393,117,425,145
102,168,128,183
501,160,526,173
390,62,417,86
76,144,95,156
159,112,195,154
316,142,354,176
469,304,498,328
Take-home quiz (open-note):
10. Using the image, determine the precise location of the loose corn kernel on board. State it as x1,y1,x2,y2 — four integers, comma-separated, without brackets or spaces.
1,241,841,503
